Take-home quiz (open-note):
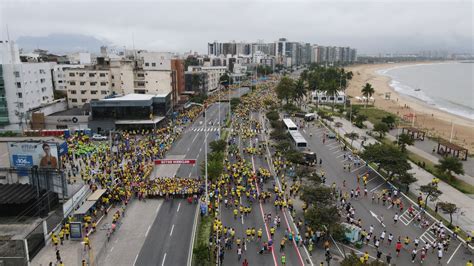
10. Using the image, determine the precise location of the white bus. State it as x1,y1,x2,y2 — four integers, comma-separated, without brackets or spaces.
289,131,307,149
283,118,298,131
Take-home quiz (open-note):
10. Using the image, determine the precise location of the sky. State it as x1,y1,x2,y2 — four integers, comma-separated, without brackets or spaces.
1,0,472,55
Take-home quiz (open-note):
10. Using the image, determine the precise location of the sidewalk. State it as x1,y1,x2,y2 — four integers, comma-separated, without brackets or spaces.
32,203,124,266
326,116,474,235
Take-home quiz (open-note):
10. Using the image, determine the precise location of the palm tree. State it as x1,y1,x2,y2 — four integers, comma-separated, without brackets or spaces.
361,83,375,108
324,79,339,110
294,78,307,106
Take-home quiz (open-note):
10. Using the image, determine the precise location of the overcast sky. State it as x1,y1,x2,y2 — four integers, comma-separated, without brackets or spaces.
1,0,472,54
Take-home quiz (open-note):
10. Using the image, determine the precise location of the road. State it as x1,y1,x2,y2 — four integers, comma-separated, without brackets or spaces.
134,88,248,266
293,117,473,265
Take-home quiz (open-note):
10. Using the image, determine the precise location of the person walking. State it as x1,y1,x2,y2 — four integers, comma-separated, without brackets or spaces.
281,253,286,265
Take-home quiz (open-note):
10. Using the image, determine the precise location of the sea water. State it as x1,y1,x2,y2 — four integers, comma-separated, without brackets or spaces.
377,62,474,120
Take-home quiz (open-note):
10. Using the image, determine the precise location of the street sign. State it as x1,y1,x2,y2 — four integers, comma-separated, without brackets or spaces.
154,159,196,165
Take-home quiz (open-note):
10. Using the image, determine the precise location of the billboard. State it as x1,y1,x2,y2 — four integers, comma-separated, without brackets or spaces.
8,142,60,169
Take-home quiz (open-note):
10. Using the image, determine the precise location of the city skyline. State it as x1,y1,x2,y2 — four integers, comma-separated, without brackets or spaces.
1,0,472,55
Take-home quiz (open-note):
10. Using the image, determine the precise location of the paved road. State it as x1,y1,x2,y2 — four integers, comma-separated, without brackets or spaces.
293,117,473,265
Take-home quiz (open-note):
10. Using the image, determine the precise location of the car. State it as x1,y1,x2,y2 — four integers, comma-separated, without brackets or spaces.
92,134,107,141
327,132,336,139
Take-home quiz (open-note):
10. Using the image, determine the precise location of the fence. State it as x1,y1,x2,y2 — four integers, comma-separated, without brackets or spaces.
24,222,45,261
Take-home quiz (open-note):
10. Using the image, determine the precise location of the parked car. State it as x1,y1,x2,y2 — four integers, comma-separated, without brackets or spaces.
92,134,107,141
327,132,336,139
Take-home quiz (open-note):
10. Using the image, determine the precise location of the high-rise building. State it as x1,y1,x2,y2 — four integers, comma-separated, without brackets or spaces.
0,40,55,130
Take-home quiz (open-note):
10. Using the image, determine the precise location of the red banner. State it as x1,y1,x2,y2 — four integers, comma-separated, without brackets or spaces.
154,159,196,165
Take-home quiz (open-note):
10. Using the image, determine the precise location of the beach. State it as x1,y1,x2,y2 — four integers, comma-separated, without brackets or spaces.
345,62,474,151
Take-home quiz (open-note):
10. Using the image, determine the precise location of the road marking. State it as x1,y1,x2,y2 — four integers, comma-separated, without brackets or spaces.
336,153,345,158
187,205,200,266
370,182,385,192
366,177,377,184
447,242,462,264
370,210,386,227
155,204,160,214
170,224,175,236
133,254,139,266
188,171,192,178
161,253,167,266
351,165,365,173
145,225,151,237
110,246,114,252
329,145,340,151
177,202,181,212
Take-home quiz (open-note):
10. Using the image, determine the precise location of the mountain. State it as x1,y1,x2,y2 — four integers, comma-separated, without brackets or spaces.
16,33,110,54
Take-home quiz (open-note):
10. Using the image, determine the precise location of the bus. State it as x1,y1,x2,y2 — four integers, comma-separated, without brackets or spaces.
283,118,298,131
289,130,307,149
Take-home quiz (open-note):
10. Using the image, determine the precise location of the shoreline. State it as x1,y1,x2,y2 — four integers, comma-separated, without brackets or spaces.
345,62,474,151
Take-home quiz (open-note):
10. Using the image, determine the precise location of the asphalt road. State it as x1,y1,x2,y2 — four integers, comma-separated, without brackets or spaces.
134,88,249,266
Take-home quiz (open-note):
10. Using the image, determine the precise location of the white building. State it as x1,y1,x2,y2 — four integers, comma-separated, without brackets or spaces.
67,52,94,65
310,90,346,104
187,66,226,93
0,40,55,130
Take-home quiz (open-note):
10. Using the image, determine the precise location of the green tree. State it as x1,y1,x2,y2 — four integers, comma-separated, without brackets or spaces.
184,56,200,69
435,157,465,178
354,114,367,128
361,143,411,179
340,252,387,266
209,140,227,153
373,122,389,138
396,133,414,152
437,202,459,226
193,243,210,266
265,110,279,121
344,132,359,147
398,172,417,193
420,183,443,209
219,72,232,87
381,115,396,129
275,76,295,104
293,78,307,105
361,83,375,108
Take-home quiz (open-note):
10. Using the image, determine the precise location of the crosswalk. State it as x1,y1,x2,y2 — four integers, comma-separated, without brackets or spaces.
420,223,438,244
189,127,221,132
398,208,420,226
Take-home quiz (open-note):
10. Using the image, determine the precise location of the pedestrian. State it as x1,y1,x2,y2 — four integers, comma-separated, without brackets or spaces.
437,248,443,263
386,252,392,264
242,258,249,266
281,253,286,265
393,213,399,224
411,248,417,263
396,241,402,256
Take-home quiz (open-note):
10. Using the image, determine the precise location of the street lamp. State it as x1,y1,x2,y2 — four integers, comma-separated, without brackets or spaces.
187,102,209,209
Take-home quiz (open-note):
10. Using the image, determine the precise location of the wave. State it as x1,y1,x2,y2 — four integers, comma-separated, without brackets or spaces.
378,65,474,120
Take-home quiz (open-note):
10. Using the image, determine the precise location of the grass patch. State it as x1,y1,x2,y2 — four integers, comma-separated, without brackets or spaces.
353,105,397,125
192,216,213,266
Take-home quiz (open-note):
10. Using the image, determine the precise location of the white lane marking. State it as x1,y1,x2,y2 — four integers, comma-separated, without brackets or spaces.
155,205,160,214
161,253,167,266
145,225,151,237
370,182,385,192
187,205,200,266
329,145,340,151
336,153,345,158
188,171,192,178
447,242,462,264
177,202,181,212
110,246,114,252
366,177,377,184
133,254,139,266
170,224,175,236
351,165,365,173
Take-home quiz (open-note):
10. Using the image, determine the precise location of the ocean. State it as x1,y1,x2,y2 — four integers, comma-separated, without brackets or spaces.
377,62,474,120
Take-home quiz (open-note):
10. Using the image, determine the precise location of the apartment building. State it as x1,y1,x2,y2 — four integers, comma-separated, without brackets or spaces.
187,66,226,93
0,40,55,130
52,64,84,91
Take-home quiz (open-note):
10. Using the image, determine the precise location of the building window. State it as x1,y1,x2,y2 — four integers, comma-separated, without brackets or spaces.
111,75,115,79
79,72,85,77
99,73,106,77
41,87,46,92
137,73,145,78
91,90,97,95
82,99,87,103
101,90,108,95
152,63,156,67
14,71,20,78
71,99,77,103
80,81,86,85
90,82,97,86
81,90,87,94
69,73,75,77
39,69,45,74
16,82,21,88
89,73,95,77
18,103,24,108
70,81,76,85
100,82,107,86
112,83,115,87
145,63,149,66
42,96,48,101
56,125,68,129
17,92,22,98
70,90,77,94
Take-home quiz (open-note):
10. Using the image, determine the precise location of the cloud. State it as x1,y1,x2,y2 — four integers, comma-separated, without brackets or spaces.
1,0,472,54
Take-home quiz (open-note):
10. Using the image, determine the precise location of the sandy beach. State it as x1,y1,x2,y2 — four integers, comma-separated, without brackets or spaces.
345,62,474,151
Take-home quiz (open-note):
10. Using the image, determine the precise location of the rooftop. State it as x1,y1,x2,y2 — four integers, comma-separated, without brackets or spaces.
102,93,170,102
49,107,89,116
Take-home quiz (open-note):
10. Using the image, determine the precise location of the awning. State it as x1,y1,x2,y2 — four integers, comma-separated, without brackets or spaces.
73,201,96,216
87,189,106,201
115,116,165,125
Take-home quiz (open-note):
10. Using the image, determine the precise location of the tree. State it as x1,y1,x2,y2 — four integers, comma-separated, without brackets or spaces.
396,133,414,152
265,110,279,121
202,157,223,182
354,114,367,128
398,172,417,193
209,140,227,153
286,149,305,165
184,56,200,69
340,252,386,266
219,73,232,87
275,76,295,104
381,115,396,129
419,183,443,209
373,122,389,138
345,132,359,147
435,157,465,178
437,202,459,226
293,78,307,105
361,83,375,108
361,143,411,179
193,243,210,266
